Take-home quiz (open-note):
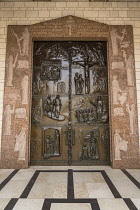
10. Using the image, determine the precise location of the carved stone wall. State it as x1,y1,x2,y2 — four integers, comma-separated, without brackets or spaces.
0,16,139,168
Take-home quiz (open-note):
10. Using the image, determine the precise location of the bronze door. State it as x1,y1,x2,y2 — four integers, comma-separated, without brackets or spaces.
31,41,110,165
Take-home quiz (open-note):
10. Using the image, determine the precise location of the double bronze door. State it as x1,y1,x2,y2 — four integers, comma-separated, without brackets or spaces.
31,41,110,165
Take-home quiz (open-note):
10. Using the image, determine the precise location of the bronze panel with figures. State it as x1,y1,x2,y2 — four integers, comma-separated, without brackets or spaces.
31,41,109,165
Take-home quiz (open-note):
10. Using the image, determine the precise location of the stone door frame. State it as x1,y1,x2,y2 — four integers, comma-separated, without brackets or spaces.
1,16,139,169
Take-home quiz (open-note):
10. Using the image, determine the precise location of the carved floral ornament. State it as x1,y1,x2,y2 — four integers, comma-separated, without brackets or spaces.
1,16,139,168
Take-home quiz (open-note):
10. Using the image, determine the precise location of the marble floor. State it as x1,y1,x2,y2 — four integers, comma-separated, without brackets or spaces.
0,166,140,210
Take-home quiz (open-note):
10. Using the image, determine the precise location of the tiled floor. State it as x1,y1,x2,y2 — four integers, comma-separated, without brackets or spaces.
0,166,140,210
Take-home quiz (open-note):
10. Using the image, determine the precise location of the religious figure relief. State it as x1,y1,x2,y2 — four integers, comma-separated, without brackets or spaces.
112,75,128,106
6,91,21,101
78,56,94,94
67,16,74,36
101,129,110,148
129,87,134,99
33,74,46,95
76,97,108,124
74,72,84,95
17,60,29,69
91,97,109,122
110,27,129,57
21,75,28,105
41,60,61,81
15,108,27,119
118,91,128,106
32,105,41,123
57,81,66,93
4,105,14,135
112,61,124,70
92,71,107,93
114,129,128,160
14,127,26,161
126,104,136,135
80,129,100,160
112,75,121,105
44,129,60,159
73,97,85,108
113,108,125,117
122,51,134,86
13,28,30,56
6,54,18,87
43,95,65,121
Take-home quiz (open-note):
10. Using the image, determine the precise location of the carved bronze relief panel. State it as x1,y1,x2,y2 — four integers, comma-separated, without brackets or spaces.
31,41,109,165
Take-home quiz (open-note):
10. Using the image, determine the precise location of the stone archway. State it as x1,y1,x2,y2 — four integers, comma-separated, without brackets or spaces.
0,16,139,168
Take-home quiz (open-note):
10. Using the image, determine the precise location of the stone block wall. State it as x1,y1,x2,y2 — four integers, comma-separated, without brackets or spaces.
0,1,140,161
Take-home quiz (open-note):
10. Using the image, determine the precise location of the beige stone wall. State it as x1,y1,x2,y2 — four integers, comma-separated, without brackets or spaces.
0,1,140,156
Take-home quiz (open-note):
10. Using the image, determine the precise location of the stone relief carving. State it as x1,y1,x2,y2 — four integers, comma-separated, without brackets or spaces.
15,108,27,119
112,61,124,70
126,104,136,135
129,87,134,99
6,54,18,87
4,105,14,135
13,28,29,56
114,129,128,160
123,51,134,86
118,91,128,106
6,92,21,101
21,75,29,105
17,60,29,69
67,16,74,36
14,127,26,161
112,75,127,106
114,107,125,117
112,75,121,105
110,27,129,57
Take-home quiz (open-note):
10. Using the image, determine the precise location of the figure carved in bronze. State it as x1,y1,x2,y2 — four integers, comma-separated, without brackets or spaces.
44,129,60,159
101,129,110,148
78,56,94,94
74,72,84,95
75,97,108,124
92,70,107,93
41,60,61,81
32,105,41,123
80,130,100,160
57,81,66,93
32,41,109,164
43,95,65,121
53,95,62,119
